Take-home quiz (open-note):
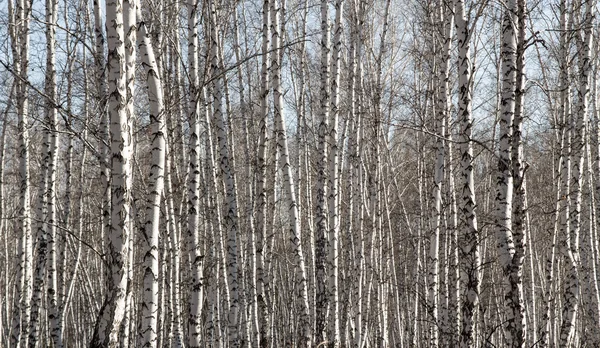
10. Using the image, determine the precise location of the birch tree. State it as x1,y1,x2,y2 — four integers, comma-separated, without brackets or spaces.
270,0,311,344
90,0,132,344
455,0,480,346
138,5,166,346
494,0,528,345
256,0,271,344
315,0,331,342
209,2,240,346
8,0,33,345
328,0,344,345
185,0,205,345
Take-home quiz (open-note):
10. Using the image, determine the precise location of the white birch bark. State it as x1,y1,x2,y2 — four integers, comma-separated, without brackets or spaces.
429,3,452,345
45,0,61,344
9,0,33,345
91,0,132,344
496,0,528,346
256,0,271,344
119,1,136,345
315,0,330,342
138,8,166,347
508,0,528,345
328,0,343,346
201,85,226,348
270,0,311,344
455,1,480,346
0,85,8,348
185,0,204,345
165,139,184,348
442,6,460,342
209,4,240,346
558,1,579,345
93,0,110,304
596,52,600,323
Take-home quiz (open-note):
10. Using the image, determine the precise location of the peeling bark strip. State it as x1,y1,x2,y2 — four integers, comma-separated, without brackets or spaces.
91,0,132,345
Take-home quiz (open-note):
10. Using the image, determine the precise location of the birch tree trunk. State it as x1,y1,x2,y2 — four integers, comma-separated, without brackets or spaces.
10,0,33,345
455,1,480,346
508,0,528,346
256,0,271,344
119,1,136,344
328,0,344,345
209,4,240,346
93,0,111,304
185,0,204,345
40,0,62,345
270,0,311,344
495,0,528,346
0,86,8,348
315,0,330,343
558,1,579,346
429,2,453,345
138,7,166,346
91,0,132,344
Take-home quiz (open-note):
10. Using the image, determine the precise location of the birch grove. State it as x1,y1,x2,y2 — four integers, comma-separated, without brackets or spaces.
2,0,600,346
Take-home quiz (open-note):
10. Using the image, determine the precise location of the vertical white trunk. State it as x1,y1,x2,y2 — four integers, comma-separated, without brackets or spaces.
269,0,311,344
0,86,8,348
315,0,330,343
138,8,166,346
455,1,480,346
591,33,600,344
209,4,239,346
446,120,460,347
9,0,33,345
119,1,136,346
201,84,227,348
429,3,453,345
567,1,593,345
596,54,600,320
437,2,455,345
496,0,528,346
91,0,131,345
328,0,343,346
46,0,60,344
271,0,311,347
94,0,110,304
232,4,260,346
256,0,271,344
185,0,204,345
558,1,578,346
509,0,528,345
165,144,184,348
